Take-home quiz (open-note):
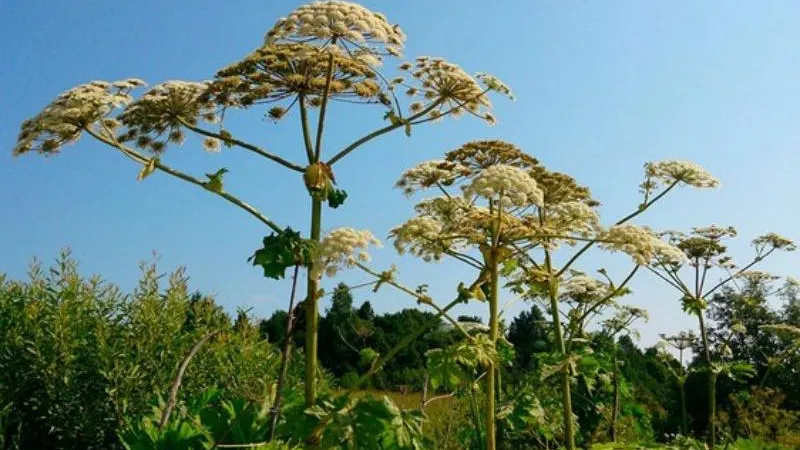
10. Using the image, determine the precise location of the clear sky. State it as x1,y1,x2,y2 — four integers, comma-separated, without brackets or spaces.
1,1,798,348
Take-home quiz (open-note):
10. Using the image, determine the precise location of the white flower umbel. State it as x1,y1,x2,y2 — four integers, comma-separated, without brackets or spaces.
395,159,471,196
645,160,720,188
390,216,447,261
560,275,612,302
599,224,686,266
736,270,779,285
462,164,543,207
266,1,405,56
314,227,381,278
753,232,796,252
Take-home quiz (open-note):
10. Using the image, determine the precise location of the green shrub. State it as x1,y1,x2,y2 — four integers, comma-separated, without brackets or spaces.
0,251,290,449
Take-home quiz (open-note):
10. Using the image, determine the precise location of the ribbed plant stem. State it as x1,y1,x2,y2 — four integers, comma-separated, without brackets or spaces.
486,255,499,450
546,250,575,450
304,197,322,406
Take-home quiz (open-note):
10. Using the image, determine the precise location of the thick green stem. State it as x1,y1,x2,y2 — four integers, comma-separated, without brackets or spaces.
304,197,323,406
486,255,499,450
697,312,716,448
546,253,575,450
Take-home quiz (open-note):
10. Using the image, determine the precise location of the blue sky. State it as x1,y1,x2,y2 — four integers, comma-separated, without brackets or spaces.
1,1,798,347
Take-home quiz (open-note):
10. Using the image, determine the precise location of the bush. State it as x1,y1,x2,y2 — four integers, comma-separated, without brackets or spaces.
0,251,290,449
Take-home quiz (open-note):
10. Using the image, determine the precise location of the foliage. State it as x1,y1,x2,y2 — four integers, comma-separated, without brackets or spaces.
118,387,297,450
0,251,291,449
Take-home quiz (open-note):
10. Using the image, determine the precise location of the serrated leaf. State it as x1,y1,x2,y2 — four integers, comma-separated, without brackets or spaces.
249,228,315,279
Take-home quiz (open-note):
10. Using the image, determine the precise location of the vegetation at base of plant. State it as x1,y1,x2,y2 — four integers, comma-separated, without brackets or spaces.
7,1,800,449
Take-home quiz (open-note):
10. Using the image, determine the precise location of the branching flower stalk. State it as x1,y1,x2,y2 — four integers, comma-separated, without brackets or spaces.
392,141,549,450
390,142,711,449
12,1,512,409
500,159,716,450
647,222,796,448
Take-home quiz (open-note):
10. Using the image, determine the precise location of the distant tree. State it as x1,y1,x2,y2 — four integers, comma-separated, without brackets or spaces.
506,305,550,372
319,283,360,376
357,301,375,322
372,308,457,389
260,310,289,345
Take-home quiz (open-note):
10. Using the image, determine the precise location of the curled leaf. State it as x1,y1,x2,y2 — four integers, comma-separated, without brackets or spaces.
137,157,158,181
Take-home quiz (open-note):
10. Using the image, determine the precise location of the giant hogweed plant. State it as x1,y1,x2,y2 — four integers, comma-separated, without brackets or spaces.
647,225,795,448
384,141,716,449
12,1,512,408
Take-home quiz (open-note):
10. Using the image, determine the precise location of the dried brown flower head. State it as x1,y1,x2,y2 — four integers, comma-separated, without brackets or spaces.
14,79,145,156
206,43,384,109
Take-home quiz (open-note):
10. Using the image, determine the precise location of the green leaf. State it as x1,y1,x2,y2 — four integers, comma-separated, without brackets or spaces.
204,168,228,193
327,188,348,209
426,348,469,390
249,228,315,279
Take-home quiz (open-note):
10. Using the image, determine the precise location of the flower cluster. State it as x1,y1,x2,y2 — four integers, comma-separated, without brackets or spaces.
395,159,471,196
669,225,736,262
604,305,649,333
599,225,686,265
265,1,405,56
736,270,779,286
398,56,496,124
693,225,737,240
444,140,540,172
207,43,382,109
390,216,448,261
752,232,796,253
14,79,145,156
644,160,720,189
660,330,698,352
118,81,217,153
462,164,544,207
530,201,600,244
476,73,514,100
560,275,612,303
313,227,381,278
